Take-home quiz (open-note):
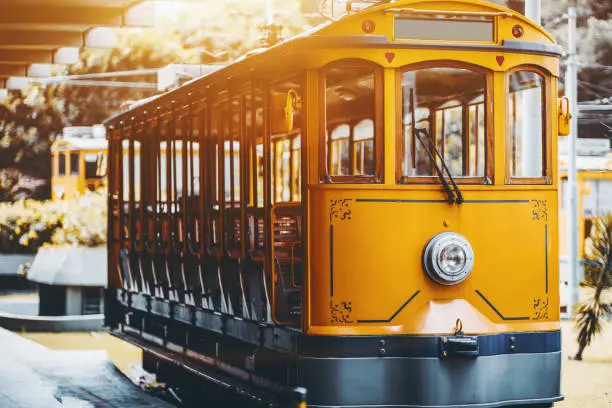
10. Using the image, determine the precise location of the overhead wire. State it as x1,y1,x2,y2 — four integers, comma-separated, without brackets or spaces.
30,78,158,89
578,82,604,99
11,67,219,89
50,68,160,81
575,61,612,71
578,80,612,95
544,13,568,29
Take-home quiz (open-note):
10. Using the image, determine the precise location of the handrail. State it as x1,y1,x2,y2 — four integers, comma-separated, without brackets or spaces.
290,241,303,289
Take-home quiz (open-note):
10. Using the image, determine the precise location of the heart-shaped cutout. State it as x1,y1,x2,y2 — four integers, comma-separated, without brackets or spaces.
496,56,505,66
385,52,395,63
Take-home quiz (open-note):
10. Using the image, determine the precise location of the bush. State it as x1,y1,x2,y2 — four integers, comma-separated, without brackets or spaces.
0,190,106,253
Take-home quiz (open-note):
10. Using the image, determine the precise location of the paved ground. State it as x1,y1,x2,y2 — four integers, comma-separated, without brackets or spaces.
559,320,612,408
0,293,38,316
0,328,175,408
22,331,142,379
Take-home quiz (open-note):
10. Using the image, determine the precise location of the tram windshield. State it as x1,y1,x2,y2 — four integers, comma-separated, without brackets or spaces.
399,66,487,182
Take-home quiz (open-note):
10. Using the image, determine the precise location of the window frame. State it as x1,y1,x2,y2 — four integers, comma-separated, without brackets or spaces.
144,118,158,253
110,130,122,243
252,89,265,209
268,75,303,202
328,124,351,176
395,60,494,185
272,136,299,203
505,65,552,185
119,127,131,249
58,153,67,176
188,112,202,250
225,97,241,206
70,152,80,176
319,59,384,184
127,125,142,252
158,115,173,252
85,158,101,179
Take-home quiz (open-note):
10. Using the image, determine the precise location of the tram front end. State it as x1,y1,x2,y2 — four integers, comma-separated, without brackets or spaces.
301,1,566,406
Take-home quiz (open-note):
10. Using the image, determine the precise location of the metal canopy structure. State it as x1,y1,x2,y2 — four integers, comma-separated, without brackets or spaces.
0,0,156,89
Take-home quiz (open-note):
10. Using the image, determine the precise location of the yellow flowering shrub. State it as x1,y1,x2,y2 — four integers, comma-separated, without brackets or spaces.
0,190,107,253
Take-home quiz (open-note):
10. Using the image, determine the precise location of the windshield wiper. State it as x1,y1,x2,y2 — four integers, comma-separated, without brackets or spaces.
414,127,464,204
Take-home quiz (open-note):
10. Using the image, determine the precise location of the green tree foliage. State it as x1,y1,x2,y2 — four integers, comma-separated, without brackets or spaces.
587,0,612,20
60,29,191,125
573,213,612,360
576,17,612,101
0,85,64,200
540,0,612,101
169,0,311,60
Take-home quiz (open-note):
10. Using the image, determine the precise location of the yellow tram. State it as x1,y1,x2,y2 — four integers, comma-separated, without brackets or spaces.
105,1,569,406
51,126,107,200
559,157,612,309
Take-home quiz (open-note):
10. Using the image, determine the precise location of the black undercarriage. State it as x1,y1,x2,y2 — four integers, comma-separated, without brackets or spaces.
107,288,562,408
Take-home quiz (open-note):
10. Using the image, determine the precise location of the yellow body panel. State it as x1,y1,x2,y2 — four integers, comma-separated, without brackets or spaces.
292,49,559,77
307,186,559,335
51,147,106,200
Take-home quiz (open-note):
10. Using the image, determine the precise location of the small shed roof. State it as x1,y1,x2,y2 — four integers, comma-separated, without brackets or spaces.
52,126,108,151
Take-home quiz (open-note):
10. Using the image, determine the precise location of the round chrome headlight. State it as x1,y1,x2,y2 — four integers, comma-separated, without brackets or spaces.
423,232,474,286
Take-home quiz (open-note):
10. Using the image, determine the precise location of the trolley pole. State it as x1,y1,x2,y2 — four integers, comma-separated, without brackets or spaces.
565,5,580,317
266,0,273,25
523,0,541,23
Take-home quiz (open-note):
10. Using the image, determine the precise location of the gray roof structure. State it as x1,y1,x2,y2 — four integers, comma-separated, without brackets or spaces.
0,0,192,91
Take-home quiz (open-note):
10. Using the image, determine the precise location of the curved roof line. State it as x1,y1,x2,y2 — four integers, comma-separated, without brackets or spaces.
335,0,554,43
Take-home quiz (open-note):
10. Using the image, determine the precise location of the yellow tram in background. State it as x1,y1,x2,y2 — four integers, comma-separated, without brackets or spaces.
51,126,107,200
105,1,569,406
51,125,199,201
559,153,612,310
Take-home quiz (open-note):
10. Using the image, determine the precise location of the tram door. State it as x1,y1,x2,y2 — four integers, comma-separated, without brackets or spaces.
269,80,304,326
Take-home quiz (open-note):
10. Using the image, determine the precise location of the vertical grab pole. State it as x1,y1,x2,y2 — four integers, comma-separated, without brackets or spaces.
263,85,273,322
524,0,541,23
265,0,273,25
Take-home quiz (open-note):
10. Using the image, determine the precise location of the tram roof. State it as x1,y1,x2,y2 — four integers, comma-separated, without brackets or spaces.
52,137,108,151
105,0,559,127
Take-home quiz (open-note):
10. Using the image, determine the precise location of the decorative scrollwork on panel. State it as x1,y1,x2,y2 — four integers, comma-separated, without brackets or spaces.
531,200,548,222
532,296,550,320
330,300,353,324
330,199,353,222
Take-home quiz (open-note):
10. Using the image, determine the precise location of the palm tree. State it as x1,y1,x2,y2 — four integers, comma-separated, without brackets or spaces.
573,213,612,360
